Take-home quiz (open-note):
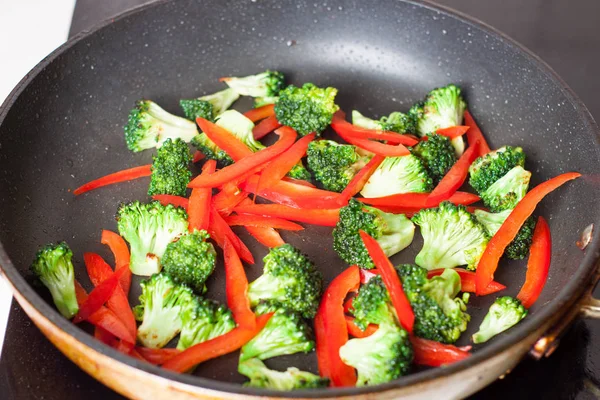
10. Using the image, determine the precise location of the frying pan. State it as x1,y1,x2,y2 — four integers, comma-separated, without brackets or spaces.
0,0,599,398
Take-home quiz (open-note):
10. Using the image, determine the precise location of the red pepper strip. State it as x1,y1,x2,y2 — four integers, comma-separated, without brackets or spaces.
100,230,131,294
162,313,273,373
253,115,282,140
282,176,316,188
73,165,152,196
345,316,378,338
425,141,480,207
258,133,316,190
225,214,303,231
337,155,385,206
330,113,419,146
73,266,127,324
192,151,205,163
128,348,146,362
135,347,181,365
315,265,360,387
359,191,480,208
94,327,117,346
434,125,470,139
427,268,506,296
212,184,249,216
464,110,491,157
188,160,217,232
189,126,297,188
243,104,276,123
476,173,580,295
84,253,137,339
74,281,135,344
343,296,355,314
151,194,189,210
197,117,253,161
245,225,285,248
517,216,552,308
234,203,340,226
360,230,415,333
114,339,135,355
223,237,256,329
209,206,254,264
410,336,472,367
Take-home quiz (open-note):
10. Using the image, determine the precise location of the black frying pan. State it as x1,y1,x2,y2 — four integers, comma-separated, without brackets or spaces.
1,0,599,398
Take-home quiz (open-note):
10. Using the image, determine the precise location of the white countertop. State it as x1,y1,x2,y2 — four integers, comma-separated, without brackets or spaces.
0,0,76,356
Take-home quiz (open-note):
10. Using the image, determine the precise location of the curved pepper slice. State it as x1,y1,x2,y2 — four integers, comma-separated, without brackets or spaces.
337,155,385,206
233,203,340,226
253,115,282,140
359,191,480,208
434,125,470,139
223,238,256,329
517,216,552,308
100,230,131,293
188,160,217,231
73,165,152,195
135,347,181,365
464,110,491,157
225,214,303,231
427,268,506,295
410,336,472,367
245,226,285,248
209,206,254,264
258,133,316,189
196,117,253,161
244,104,275,123
73,266,128,324
151,194,189,210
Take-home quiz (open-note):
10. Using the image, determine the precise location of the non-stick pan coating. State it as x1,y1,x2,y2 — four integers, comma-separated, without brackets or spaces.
0,0,599,397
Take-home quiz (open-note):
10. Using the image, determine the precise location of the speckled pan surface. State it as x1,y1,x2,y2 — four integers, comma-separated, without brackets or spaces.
0,0,599,397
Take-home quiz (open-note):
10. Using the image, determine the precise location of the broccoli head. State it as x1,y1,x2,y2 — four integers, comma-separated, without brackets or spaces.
411,133,457,184
481,165,531,212
161,230,216,293
274,83,339,136
474,209,537,260
333,199,415,269
117,201,189,276
31,242,79,319
472,296,527,344
412,202,489,270
177,297,235,350
124,100,199,152
134,273,196,348
247,244,323,318
222,70,285,98
287,161,312,181
468,146,526,193
148,138,192,197
360,154,433,198
306,140,373,192
396,265,470,343
351,275,397,329
352,110,414,134
181,88,240,121
239,358,329,390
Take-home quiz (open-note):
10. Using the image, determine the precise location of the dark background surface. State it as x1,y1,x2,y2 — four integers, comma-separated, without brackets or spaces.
1,0,600,399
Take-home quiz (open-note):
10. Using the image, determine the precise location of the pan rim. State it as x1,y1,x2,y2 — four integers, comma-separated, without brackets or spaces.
0,0,599,397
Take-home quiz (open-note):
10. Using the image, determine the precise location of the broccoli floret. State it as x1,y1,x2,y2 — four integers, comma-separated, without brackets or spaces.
180,99,215,122
333,199,415,269
196,87,240,117
177,297,235,350
351,275,396,329
474,209,537,260
306,140,373,192
409,84,466,155
222,70,285,98
481,166,531,212
396,265,470,343
412,202,489,270
239,358,329,390
287,161,312,181
274,83,339,136
254,96,279,108
247,244,323,318
360,154,433,198
147,138,192,197
352,110,414,134
117,201,188,276
31,242,79,319
124,100,199,152
161,230,216,293
472,296,527,344
240,307,314,361
468,146,526,193
411,133,457,184
134,273,196,348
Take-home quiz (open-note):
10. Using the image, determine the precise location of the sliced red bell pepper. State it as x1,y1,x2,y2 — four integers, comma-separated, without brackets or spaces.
188,126,296,188
253,115,282,140
359,230,414,333
427,268,506,295
234,203,340,226
114,339,135,355
94,326,117,346
337,155,385,206
426,141,480,207
188,160,216,232
476,173,580,295
73,165,152,195
282,176,316,188
223,238,256,329
162,313,273,373
84,253,136,339
135,347,181,365
464,110,491,157
330,112,419,146
100,230,131,293
435,125,470,139
517,216,552,308
343,296,355,314
151,194,189,210
209,206,254,264
196,117,253,161
359,191,480,208
192,150,205,163
73,265,127,324
258,133,316,189
345,315,378,338
315,265,360,387
410,336,472,367
243,104,276,122
212,183,249,216
245,225,285,248
127,347,146,361
225,214,303,231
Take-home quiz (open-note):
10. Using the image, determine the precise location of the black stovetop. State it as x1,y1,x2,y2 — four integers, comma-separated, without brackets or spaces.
2,0,600,398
